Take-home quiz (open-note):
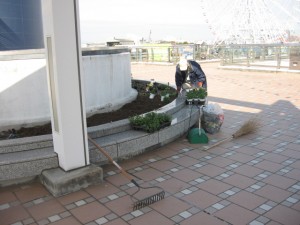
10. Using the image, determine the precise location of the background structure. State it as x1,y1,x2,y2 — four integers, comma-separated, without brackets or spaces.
0,0,43,50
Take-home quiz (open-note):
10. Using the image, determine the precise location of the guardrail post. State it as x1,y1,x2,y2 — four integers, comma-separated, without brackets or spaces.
276,46,281,69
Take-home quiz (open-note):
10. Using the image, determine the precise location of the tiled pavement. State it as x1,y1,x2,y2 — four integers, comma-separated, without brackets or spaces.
1,63,300,225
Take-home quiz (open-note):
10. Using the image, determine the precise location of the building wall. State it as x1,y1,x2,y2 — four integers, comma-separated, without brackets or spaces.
0,0,43,50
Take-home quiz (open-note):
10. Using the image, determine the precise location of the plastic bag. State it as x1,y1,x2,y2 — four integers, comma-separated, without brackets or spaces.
201,103,224,134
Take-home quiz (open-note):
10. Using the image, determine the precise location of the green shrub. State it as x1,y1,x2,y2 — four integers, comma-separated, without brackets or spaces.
129,112,172,133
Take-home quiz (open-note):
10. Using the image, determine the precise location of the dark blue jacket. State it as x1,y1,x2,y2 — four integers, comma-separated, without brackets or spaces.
175,60,207,89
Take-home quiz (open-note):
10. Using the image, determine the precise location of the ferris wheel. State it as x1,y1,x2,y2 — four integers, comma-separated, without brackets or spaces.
200,0,300,44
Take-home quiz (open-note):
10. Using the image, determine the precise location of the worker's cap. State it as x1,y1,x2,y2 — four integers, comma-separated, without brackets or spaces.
179,58,188,71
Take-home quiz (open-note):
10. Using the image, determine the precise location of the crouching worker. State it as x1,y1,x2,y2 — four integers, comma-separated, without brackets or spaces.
175,58,207,93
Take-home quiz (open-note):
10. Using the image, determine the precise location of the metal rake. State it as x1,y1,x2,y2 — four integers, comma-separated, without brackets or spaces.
88,136,165,210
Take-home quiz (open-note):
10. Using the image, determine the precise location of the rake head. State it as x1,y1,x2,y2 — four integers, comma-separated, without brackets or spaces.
132,190,165,210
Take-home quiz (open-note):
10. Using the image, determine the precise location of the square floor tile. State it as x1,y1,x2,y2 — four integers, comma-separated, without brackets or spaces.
212,203,225,210
265,205,300,225
290,160,300,169
259,203,273,211
105,173,133,187
227,152,255,163
255,142,276,152
156,177,190,194
0,191,17,205
70,201,111,224
14,183,49,203
214,204,258,225
261,153,289,163
131,210,143,217
118,159,143,170
179,211,192,219
224,190,236,196
254,160,285,173
171,168,203,182
85,182,120,199
292,201,300,211
172,156,200,167
263,174,297,189
208,156,236,168
181,211,228,225
148,160,178,171
49,216,82,225
105,218,128,225
227,190,267,210
255,185,292,203
196,164,227,177
285,168,300,180
233,164,263,177
223,173,256,189
235,146,262,156
249,220,264,225
197,179,232,195
286,197,298,204
184,149,210,159
0,205,30,225
182,189,220,209
150,196,190,217
128,210,173,225
134,168,165,181
57,190,90,205
27,199,65,221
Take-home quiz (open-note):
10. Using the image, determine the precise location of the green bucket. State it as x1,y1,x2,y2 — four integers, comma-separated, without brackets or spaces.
187,127,209,144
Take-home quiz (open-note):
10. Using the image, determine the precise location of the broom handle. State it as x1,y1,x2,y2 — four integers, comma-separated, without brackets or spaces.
199,106,201,131
88,136,140,187
203,136,233,151
198,105,203,135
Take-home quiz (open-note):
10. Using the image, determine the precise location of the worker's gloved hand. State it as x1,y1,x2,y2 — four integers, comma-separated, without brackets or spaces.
197,82,203,87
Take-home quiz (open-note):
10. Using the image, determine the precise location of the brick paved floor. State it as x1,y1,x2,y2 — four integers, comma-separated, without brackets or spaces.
1,63,299,225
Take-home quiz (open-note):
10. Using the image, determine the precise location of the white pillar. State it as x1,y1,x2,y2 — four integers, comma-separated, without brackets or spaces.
42,0,89,171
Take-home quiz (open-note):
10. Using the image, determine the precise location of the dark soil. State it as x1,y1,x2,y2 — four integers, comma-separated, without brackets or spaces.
3,81,177,139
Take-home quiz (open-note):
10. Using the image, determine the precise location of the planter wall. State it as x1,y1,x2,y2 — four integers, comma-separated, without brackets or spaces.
0,95,200,184
0,48,137,131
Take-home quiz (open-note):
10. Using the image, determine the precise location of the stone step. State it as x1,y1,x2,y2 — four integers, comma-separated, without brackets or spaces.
0,134,53,154
0,147,58,184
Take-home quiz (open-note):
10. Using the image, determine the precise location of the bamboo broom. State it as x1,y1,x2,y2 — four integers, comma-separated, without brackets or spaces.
203,117,261,151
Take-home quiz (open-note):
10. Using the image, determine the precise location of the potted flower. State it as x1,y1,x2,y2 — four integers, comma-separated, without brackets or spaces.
149,88,157,99
197,87,207,101
146,80,158,99
160,89,169,101
186,88,207,105
159,84,173,101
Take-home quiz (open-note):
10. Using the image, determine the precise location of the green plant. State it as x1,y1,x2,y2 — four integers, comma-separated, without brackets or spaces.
160,89,169,96
129,112,172,133
163,96,171,104
146,81,158,95
129,114,144,126
160,84,177,98
186,87,207,100
157,84,169,90
150,87,157,94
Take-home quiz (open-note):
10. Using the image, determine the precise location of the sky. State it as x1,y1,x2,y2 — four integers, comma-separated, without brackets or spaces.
78,0,213,44
78,0,300,44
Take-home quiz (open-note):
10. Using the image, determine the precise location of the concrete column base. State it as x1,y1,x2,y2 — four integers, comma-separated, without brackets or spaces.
40,164,103,197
